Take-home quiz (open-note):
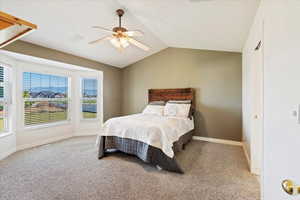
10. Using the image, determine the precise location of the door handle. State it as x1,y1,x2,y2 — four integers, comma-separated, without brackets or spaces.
282,180,300,195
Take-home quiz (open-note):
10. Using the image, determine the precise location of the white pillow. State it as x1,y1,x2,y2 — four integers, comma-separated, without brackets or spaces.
142,105,164,116
164,103,191,118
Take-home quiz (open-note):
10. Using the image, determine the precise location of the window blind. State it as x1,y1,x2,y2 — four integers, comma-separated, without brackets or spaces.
23,72,69,126
0,66,5,132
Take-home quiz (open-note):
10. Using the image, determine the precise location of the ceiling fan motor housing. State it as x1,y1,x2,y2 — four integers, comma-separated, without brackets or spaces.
113,27,127,33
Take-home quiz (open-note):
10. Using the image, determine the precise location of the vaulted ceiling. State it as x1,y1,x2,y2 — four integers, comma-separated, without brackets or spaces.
2,0,260,68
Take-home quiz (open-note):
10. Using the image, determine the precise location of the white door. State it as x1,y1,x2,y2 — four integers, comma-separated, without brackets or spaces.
251,38,263,176
263,1,300,199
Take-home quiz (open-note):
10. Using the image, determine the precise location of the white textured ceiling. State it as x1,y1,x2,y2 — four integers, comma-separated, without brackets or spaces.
118,0,260,52
2,0,259,68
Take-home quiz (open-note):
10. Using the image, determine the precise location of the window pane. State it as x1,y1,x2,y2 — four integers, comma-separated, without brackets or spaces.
82,78,97,119
24,100,68,126
23,72,31,98
0,66,4,98
49,100,68,121
24,101,49,125
30,73,42,97
82,79,97,97
50,76,67,98
0,66,6,133
23,72,69,126
0,101,4,132
23,73,68,99
82,99,97,119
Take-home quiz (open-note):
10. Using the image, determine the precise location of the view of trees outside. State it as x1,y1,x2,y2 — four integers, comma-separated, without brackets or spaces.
23,72,68,126
82,79,97,119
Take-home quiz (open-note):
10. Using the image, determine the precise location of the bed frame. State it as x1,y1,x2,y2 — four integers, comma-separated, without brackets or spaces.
98,88,195,173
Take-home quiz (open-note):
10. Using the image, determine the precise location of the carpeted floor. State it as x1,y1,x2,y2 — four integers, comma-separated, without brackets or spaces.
0,137,260,200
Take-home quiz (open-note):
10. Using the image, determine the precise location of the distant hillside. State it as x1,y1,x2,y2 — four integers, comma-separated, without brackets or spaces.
24,87,97,98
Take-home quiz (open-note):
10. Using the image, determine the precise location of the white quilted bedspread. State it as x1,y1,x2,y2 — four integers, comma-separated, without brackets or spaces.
96,114,194,158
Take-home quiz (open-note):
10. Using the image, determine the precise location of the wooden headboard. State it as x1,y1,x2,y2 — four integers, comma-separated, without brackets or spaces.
148,88,195,111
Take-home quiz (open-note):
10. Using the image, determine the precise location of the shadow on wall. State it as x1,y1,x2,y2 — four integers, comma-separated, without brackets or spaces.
194,106,242,141
192,88,242,141
194,110,208,137
193,87,209,138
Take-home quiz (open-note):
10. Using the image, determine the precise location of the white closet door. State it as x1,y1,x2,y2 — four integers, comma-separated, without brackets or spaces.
250,37,263,175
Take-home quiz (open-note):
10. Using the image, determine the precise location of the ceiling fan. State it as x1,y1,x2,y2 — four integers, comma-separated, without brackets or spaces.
89,9,150,51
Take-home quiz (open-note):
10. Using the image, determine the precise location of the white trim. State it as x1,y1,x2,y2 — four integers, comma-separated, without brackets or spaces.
251,167,260,176
244,149,260,175
0,132,13,139
243,142,251,170
23,120,71,131
17,135,72,151
0,147,16,160
0,50,96,72
192,136,243,146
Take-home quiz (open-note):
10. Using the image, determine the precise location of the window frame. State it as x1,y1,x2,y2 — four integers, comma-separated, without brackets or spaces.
0,63,12,135
80,76,101,121
21,70,72,129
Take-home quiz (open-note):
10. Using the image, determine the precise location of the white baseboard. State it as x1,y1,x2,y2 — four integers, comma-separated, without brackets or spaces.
242,142,261,175
0,147,16,161
193,136,243,146
242,143,251,170
17,135,72,151
251,167,260,176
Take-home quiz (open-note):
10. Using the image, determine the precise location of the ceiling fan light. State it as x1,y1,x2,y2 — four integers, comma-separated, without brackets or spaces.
120,37,129,48
110,37,121,48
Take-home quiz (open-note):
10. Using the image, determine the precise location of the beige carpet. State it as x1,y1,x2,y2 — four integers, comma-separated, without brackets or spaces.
0,137,260,200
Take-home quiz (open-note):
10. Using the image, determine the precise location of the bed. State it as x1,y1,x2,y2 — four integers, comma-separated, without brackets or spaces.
97,88,195,173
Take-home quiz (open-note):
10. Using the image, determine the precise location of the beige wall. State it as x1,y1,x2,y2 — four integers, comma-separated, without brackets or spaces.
3,42,242,141
121,48,242,141
4,41,122,120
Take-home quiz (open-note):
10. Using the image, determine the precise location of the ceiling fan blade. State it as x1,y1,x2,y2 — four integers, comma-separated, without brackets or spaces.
128,38,150,51
92,26,115,33
89,36,112,44
124,30,144,37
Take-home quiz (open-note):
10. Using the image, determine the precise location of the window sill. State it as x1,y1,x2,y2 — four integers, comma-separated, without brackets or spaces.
23,120,71,131
0,132,13,139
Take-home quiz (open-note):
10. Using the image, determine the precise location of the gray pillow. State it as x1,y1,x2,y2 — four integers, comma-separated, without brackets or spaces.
149,101,166,106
